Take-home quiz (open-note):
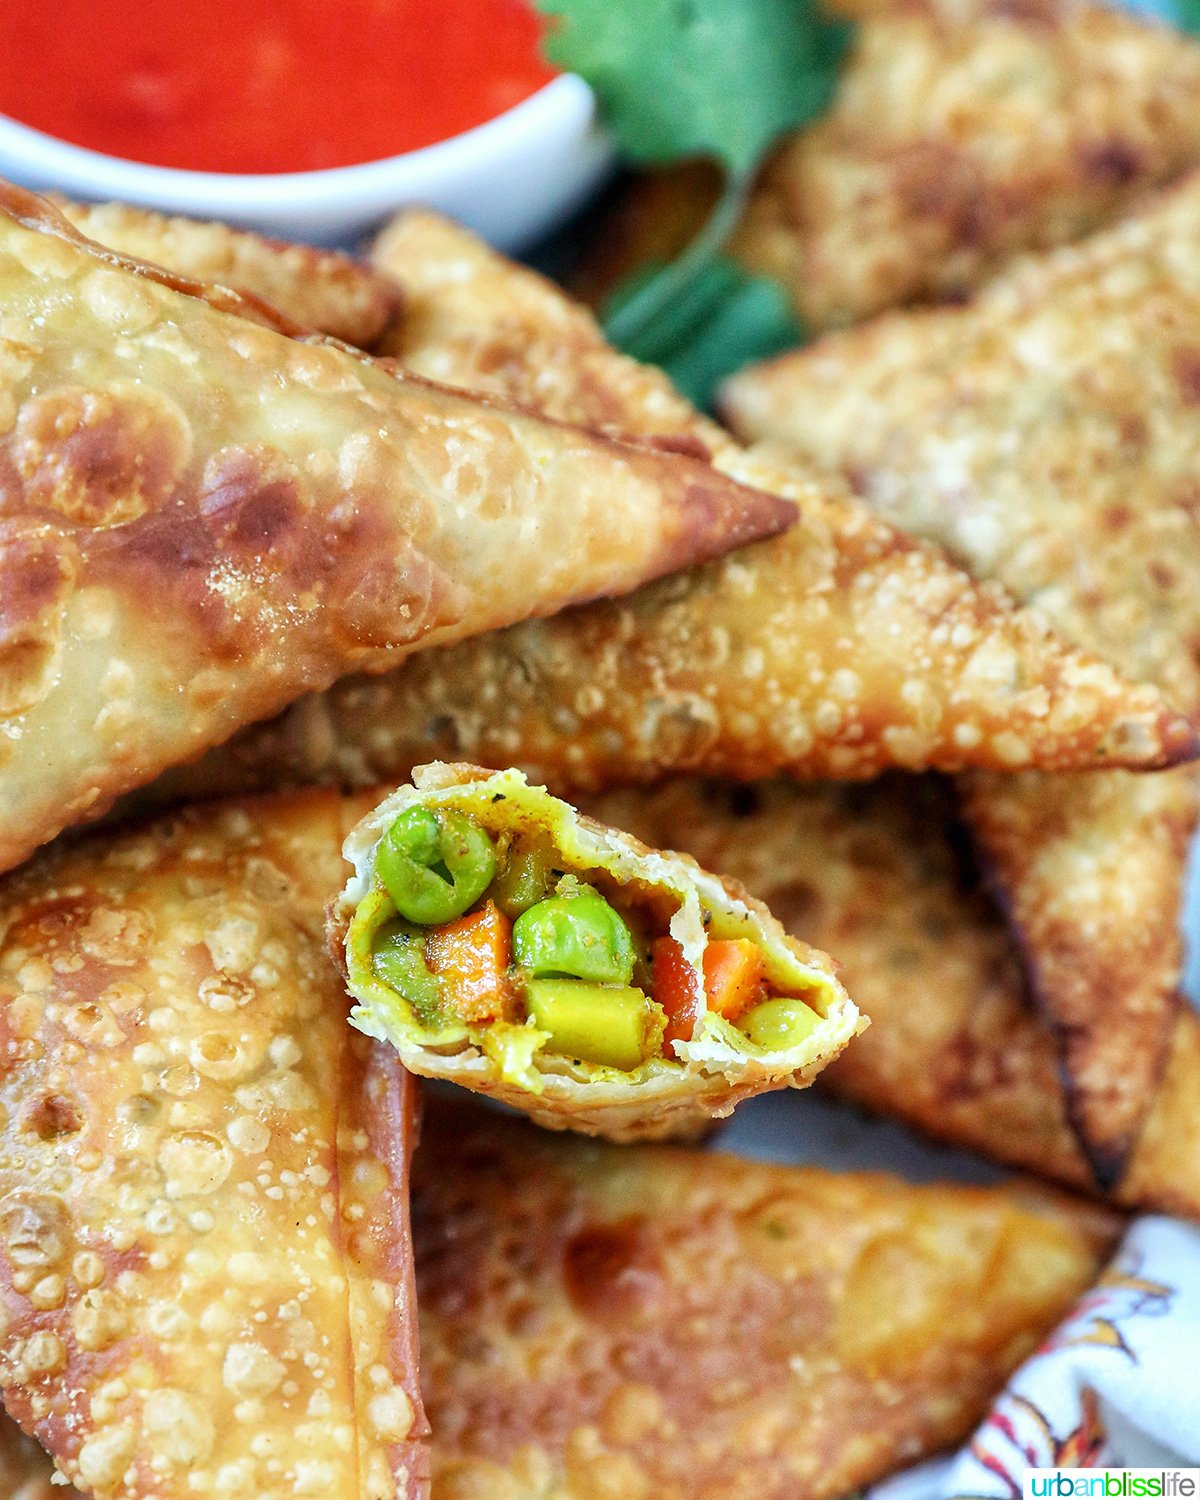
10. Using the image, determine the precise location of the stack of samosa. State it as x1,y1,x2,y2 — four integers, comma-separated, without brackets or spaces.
0,789,1115,1498
1,0,1200,1479
144,196,1200,1193
138,205,1192,802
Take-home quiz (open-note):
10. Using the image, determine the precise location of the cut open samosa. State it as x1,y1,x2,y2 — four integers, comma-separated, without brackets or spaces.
723,172,1200,1182
414,1099,1118,1500
587,776,1200,1223
131,206,1196,818
329,763,860,1141
0,183,793,875
50,195,402,346
572,0,1200,332
0,788,428,1498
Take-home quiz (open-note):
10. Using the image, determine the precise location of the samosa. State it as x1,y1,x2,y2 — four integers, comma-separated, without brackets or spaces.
50,195,401,346
574,0,1200,330
0,1085,1122,1500
589,776,1200,1222
414,1099,1117,1500
0,790,428,1497
328,763,860,1140
0,184,791,873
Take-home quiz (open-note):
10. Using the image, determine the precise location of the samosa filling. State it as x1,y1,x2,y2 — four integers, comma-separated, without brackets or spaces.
366,805,821,1072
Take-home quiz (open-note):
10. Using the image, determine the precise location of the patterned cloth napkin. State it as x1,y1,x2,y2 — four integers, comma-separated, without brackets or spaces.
868,1218,1200,1500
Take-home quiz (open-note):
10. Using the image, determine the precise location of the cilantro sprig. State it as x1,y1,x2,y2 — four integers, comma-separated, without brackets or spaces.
537,0,852,174
535,0,852,405
1172,0,1200,32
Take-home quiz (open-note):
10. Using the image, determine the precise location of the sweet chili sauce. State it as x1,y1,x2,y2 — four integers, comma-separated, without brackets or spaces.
0,0,557,174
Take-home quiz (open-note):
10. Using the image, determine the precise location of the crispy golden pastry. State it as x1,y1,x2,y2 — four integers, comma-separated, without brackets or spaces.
587,777,1200,1221
414,1099,1118,1500
724,171,1200,709
0,184,792,876
131,208,1196,819
733,0,1200,329
723,172,1200,1181
329,763,859,1141
958,765,1198,1183
0,1412,64,1500
0,789,428,1498
49,196,401,347
570,0,1200,331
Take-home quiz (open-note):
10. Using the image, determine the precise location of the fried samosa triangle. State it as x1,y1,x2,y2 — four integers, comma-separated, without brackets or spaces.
0,1092,1122,1500
736,0,1200,328
414,1099,1118,1500
329,763,860,1141
0,789,428,1499
722,170,1200,1181
0,183,793,876
130,208,1195,816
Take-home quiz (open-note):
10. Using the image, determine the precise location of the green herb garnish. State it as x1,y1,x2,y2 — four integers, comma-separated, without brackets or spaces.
535,0,850,404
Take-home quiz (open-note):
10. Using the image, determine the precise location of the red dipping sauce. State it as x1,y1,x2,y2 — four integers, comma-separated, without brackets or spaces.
0,0,558,174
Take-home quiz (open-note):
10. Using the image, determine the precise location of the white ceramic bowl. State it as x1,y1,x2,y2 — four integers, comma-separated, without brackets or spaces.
0,73,612,249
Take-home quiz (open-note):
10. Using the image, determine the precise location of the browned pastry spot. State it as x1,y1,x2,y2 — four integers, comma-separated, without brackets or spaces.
13,386,192,527
0,521,75,719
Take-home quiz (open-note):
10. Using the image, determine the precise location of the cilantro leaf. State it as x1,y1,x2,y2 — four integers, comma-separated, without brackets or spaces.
603,256,803,410
1172,0,1200,31
533,0,841,403
535,0,852,174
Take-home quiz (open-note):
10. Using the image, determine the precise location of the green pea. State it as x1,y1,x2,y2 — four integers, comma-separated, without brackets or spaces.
525,978,655,1071
491,841,555,918
740,996,821,1051
376,806,497,925
372,920,441,1022
512,878,635,985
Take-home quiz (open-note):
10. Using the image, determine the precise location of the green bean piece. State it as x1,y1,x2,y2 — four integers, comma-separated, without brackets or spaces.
512,877,636,985
372,920,442,1022
376,806,497,925
525,978,656,1070
491,841,555,918
740,996,821,1051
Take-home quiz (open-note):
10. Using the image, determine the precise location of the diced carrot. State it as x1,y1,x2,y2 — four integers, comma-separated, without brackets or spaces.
702,938,767,1022
652,935,704,1047
426,899,515,1025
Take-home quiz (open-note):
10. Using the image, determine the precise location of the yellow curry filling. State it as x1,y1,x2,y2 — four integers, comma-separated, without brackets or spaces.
354,804,822,1076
